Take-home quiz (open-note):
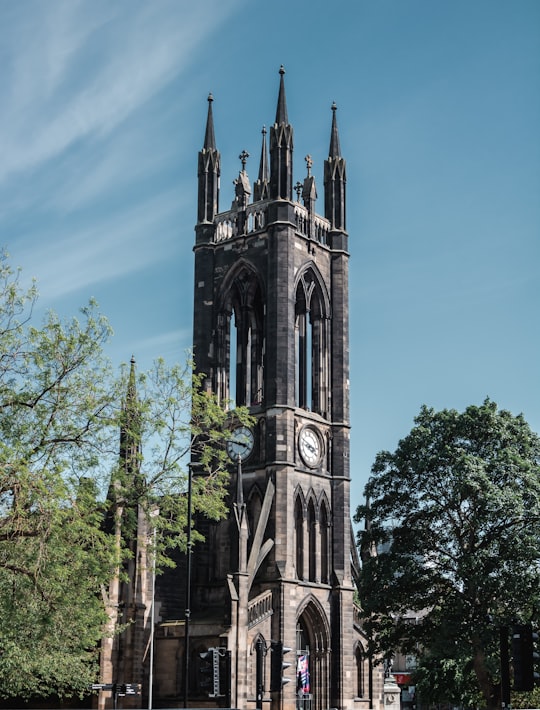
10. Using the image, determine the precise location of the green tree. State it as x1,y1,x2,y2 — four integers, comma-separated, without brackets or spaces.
355,400,540,710
0,254,251,700
0,254,119,699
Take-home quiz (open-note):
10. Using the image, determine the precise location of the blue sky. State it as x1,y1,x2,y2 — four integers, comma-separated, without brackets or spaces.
1,0,538,509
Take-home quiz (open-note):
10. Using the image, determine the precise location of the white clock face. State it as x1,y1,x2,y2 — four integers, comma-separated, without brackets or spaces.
299,427,322,467
227,426,254,462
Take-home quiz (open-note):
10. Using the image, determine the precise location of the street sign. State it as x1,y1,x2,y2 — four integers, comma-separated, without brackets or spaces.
89,682,141,695
124,684,141,695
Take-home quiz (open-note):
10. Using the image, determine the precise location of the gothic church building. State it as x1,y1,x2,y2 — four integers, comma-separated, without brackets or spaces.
101,67,381,710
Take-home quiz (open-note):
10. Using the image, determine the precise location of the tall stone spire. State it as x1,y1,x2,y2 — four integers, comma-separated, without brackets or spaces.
328,100,341,159
197,93,221,225
253,126,269,201
203,92,216,151
275,65,288,126
269,65,294,200
127,355,137,403
119,355,142,485
324,102,347,235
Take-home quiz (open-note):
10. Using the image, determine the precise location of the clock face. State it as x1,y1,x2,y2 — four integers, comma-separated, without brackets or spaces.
227,426,254,462
299,426,322,467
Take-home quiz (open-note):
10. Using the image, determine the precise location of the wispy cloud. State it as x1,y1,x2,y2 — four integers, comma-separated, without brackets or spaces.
14,186,184,301
47,119,185,213
0,0,242,184
1,0,243,302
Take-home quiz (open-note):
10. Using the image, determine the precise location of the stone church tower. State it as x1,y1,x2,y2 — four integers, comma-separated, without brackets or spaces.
100,67,380,710
155,65,372,710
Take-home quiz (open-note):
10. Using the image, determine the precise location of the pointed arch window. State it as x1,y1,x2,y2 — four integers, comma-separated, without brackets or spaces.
307,500,317,582
295,269,329,416
297,604,331,710
355,643,367,698
218,266,264,407
320,502,329,584
294,496,304,580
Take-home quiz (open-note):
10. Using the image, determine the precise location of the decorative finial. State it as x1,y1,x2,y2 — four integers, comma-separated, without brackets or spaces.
130,355,136,365
305,155,313,177
328,101,341,159
279,64,285,76
262,125,267,136
208,93,214,103
239,150,249,171
294,181,303,201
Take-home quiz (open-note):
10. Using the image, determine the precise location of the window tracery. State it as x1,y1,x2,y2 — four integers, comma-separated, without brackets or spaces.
217,264,264,407
294,267,330,417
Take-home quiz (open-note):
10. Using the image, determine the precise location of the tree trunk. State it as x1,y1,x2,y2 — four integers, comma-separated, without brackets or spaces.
472,645,500,710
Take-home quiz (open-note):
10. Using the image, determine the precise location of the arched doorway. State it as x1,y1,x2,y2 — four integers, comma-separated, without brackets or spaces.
296,599,330,710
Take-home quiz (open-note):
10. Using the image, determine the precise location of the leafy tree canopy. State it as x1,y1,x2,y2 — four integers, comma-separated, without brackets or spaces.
0,253,251,700
0,254,119,699
355,399,540,710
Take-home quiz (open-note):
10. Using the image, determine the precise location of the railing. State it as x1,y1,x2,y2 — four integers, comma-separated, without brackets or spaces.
247,589,273,628
294,204,330,244
213,202,330,245
215,203,267,242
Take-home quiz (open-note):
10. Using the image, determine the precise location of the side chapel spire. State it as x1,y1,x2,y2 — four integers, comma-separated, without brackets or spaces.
119,355,142,484
102,356,148,691
269,65,294,200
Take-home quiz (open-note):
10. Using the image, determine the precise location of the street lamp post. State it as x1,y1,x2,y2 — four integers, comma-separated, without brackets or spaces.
183,463,194,708
148,507,159,710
